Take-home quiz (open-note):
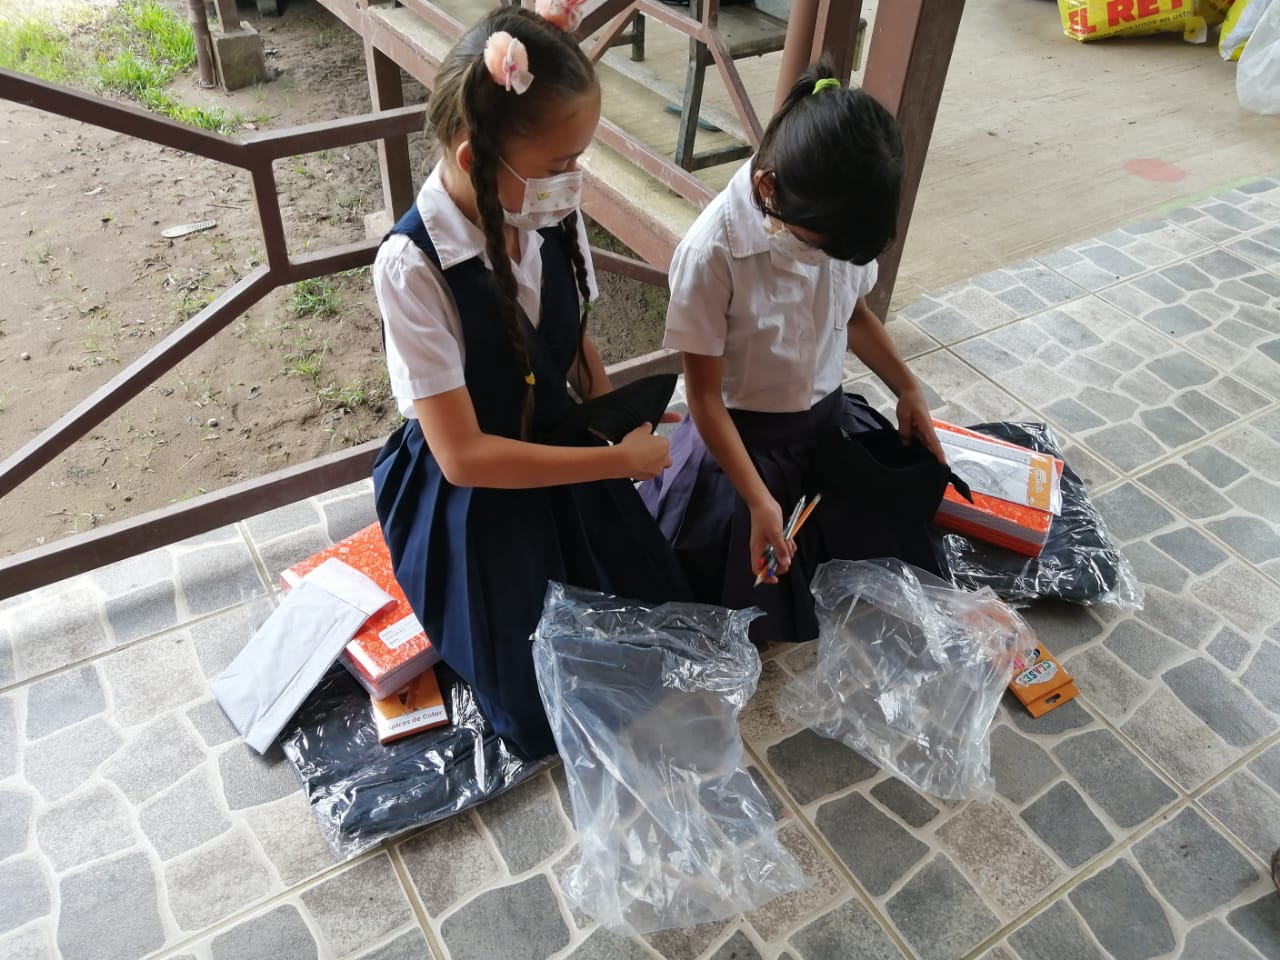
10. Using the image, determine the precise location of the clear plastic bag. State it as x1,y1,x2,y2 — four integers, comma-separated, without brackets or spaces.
780,559,1037,801
532,583,806,936
939,421,1142,610
280,665,550,859
1238,0,1280,113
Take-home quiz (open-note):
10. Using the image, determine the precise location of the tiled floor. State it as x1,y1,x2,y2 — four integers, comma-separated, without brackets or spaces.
3,177,1280,960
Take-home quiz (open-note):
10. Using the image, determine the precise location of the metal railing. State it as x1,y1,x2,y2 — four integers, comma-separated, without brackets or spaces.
0,66,678,598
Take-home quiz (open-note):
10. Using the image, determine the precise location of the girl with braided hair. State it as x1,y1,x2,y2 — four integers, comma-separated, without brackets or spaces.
372,4,689,759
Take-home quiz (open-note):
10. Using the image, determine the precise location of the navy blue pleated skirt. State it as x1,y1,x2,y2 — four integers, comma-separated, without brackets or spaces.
640,391,940,646
374,419,691,760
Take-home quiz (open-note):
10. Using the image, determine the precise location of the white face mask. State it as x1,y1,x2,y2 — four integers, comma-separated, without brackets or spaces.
766,219,829,266
501,158,583,230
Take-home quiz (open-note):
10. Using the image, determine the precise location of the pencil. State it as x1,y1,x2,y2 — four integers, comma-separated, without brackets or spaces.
788,493,823,541
754,495,808,587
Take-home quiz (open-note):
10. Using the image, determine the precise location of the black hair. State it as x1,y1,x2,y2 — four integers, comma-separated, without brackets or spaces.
427,7,598,437
750,59,904,265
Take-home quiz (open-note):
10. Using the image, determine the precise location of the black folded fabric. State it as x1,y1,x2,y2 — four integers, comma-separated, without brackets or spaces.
809,427,973,522
542,374,679,446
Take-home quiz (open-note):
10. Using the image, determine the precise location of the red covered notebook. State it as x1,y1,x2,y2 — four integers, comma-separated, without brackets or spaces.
281,522,439,699
933,421,1064,558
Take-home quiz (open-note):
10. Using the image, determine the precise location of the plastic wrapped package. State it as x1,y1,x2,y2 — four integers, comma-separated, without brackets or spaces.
532,584,806,936
780,559,1037,801
1058,0,1208,42
1238,0,1280,112
939,422,1142,610
1221,0,1272,59
280,665,550,859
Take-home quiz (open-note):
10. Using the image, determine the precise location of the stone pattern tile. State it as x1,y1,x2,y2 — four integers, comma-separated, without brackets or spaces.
4,179,1280,960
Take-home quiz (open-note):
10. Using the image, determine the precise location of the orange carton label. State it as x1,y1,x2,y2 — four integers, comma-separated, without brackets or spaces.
1009,644,1079,718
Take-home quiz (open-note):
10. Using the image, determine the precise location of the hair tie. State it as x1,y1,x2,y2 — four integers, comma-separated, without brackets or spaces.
812,77,842,95
535,0,588,31
483,31,533,94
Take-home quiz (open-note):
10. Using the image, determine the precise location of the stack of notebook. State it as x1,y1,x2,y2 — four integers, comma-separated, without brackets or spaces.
281,522,441,699
933,421,1064,557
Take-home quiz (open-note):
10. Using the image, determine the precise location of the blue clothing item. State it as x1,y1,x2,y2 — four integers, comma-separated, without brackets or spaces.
372,206,690,759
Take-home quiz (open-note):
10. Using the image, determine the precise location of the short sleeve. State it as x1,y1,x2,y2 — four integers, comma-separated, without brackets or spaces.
662,237,733,357
373,236,467,401
857,259,880,300
572,213,600,303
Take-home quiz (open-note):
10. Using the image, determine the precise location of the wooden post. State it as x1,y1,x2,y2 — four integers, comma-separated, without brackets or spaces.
861,0,965,318
365,39,416,224
810,0,863,80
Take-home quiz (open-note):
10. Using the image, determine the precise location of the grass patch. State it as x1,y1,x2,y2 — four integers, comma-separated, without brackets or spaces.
290,277,343,318
0,0,240,133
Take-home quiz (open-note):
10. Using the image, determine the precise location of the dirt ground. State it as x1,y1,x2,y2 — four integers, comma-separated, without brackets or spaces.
0,0,666,558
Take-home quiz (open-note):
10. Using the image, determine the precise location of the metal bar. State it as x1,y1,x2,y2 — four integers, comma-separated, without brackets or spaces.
0,68,246,167
594,118,715,207
286,238,381,283
631,0,713,43
574,0,636,39
367,15,446,88
240,104,424,160
586,5,641,63
590,247,670,288
687,143,750,171
250,163,290,272
705,33,763,145
673,32,709,170
0,439,385,599
188,0,217,88
861,0,965,318
581,179,679,275
607,348,682,387
0,269,274,499
774,0,818,110
366,42,417,220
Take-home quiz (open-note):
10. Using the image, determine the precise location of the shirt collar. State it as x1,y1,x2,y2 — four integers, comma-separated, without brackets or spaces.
415,162,543,271
723,160,773,259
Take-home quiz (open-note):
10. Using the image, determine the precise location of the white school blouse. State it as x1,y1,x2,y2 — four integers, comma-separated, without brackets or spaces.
663,161,878,414
373,163,598,419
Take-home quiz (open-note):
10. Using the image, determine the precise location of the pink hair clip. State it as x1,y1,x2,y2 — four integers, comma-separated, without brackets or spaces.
483,30,533,94
535,0,588,32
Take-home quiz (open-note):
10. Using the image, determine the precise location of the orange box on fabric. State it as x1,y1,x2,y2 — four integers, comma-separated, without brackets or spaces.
1058,0,1209,41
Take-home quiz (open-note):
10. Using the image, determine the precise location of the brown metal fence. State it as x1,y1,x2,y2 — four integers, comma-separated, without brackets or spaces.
0,67,678,598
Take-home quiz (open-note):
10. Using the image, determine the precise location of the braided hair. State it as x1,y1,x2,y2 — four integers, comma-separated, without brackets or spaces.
428,7,598,437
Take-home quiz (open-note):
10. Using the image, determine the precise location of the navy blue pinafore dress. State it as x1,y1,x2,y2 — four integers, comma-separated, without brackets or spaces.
372,208,691,760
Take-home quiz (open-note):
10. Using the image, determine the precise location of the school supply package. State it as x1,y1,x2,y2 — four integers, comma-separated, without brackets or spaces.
937,422,1141,609
281,663,550,858
780,558,1038,801
211,558,395,754
370,667,449,744
933,420,1062,558
1237,0,1280,112
1057,0,1208,43
281,522,440,699
541,373,679,446
1009,642,1080,717
532,582,805,935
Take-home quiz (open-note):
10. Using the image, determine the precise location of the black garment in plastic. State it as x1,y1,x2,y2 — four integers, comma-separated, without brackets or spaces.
280,665,551,859
938,421,1141,608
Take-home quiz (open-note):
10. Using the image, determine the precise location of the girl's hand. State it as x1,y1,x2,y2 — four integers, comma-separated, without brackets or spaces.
749,497,795,584
617,423,672,480
897,386,946,463
659,409,685,424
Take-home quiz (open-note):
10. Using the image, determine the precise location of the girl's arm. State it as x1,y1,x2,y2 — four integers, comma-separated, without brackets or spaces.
413,388,668,489
683,353,795,581
845,297,945,461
